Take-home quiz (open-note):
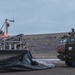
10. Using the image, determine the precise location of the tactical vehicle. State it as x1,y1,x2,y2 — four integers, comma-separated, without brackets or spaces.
57,28,75,67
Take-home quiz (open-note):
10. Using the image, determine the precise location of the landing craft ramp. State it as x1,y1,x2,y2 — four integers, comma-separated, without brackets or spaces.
0,51,55,72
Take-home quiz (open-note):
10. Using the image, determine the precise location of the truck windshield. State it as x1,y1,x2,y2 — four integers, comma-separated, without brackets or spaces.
67,37,75,44
59,39,67,44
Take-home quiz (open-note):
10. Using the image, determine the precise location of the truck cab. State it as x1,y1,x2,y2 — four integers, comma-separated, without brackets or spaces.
57,28,75,67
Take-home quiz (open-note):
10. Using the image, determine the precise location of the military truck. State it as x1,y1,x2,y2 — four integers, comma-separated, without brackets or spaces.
56,28,75,67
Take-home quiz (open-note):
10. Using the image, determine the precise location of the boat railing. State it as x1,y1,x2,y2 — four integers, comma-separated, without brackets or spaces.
0,40,25,50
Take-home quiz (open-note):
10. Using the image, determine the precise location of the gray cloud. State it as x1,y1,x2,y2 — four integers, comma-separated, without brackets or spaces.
0,0,75,35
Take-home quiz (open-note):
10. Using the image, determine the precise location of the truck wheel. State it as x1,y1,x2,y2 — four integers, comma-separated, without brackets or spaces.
65,61,72,67
72,55,75,67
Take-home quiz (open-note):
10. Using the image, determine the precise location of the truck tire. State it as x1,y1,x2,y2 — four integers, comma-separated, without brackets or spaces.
65,61,73,67
65,55,75,67
72,55,75,67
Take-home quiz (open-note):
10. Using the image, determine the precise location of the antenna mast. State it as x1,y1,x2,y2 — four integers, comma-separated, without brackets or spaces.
5,18,15,37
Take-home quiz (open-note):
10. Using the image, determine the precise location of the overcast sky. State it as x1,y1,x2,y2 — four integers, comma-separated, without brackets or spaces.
0,0,75,35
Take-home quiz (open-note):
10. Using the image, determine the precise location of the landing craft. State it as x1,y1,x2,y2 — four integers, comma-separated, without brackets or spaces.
56,28,75,67
0,18,55,72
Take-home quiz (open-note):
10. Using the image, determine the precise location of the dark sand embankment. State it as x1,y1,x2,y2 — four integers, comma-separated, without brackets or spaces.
23,32,68,58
